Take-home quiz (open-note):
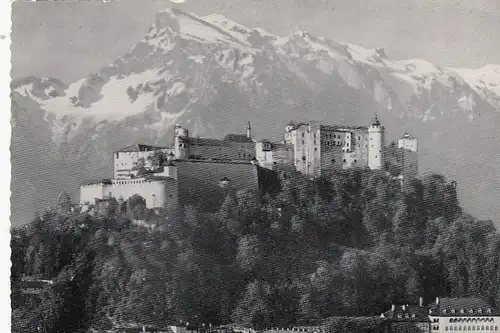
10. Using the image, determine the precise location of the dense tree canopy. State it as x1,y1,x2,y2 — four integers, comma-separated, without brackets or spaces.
10,168,500,333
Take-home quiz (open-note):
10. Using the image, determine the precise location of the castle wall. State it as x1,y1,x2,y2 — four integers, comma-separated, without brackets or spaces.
175,160,259,212
114,148,173,178
398,136,418,152
188,141,255,161
79,178,178,211
80,183,106,205
343,151,360,169
319,137,344,172
352,129,369,166
104,178,178,210
256,142,294,170
386,146,419,179
292,123,322,177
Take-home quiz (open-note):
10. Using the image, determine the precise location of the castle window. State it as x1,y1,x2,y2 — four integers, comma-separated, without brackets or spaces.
314,148,317,151
302,140,305,144
302,133,305,137
343,159,346,163
302,156,306,161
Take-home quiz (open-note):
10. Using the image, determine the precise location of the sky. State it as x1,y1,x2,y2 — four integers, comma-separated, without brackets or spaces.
11,0,500,84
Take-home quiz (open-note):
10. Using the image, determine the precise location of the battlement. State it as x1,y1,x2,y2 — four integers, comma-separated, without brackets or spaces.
81,179,112,187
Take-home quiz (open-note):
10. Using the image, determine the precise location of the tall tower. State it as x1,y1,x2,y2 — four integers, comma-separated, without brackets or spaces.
368,115,385,170
246,121,252,139
284,121,295,144
397,132,419,179
398,132,418,152
173,124,189,159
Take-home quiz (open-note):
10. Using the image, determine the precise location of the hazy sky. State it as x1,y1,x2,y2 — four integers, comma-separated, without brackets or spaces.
11,0,500,83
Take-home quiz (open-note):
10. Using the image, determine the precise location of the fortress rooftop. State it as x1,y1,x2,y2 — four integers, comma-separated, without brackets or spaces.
115,144,167,152
286,121,369,131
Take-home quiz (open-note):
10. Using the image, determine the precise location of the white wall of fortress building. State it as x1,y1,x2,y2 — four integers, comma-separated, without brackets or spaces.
80,178,178,211
114,148,172,178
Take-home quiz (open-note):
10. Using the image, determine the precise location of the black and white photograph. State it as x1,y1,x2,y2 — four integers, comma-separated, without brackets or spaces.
7,1,500,332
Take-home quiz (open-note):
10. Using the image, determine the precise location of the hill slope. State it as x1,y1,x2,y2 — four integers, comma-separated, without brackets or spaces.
10,8,500,226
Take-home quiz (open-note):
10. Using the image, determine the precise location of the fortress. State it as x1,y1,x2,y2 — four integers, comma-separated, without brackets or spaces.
79,116,418,212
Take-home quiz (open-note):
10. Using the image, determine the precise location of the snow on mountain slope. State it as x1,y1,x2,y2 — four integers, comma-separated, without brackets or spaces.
10,7,500,227
448,64,500,109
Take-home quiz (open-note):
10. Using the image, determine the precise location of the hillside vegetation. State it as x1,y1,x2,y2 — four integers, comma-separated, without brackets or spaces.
11,168,500,333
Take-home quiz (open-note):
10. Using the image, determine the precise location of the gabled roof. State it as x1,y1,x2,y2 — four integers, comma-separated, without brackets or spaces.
223,133,253,143
189,137,229,147
116,144,167,152
429,298,500,316
383,305,430,322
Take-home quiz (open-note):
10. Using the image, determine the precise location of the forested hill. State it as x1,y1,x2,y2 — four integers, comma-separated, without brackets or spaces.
10,168,500,333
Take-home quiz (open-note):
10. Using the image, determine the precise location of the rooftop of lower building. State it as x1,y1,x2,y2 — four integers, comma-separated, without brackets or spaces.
285,121,369,132
383,304,431,322
115,144,168,152
429,298,500,317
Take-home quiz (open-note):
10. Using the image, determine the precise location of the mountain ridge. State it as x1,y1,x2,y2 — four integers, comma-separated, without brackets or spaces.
10,7,500,227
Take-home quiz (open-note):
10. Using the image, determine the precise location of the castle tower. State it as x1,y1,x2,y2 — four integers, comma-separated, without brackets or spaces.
284,121,295,144
398,132,418,152
173,124,189,159
246,121,252,139
368,114,385,170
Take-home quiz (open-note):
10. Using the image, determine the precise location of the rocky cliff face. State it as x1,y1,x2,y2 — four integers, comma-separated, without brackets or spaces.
10,8,500,226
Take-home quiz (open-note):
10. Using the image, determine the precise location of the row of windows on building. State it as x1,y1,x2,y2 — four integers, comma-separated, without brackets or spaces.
449,319,496,324
444,309,494,315
442,325,498,331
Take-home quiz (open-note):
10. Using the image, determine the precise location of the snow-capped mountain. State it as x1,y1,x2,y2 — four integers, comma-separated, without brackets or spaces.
11,8,500,226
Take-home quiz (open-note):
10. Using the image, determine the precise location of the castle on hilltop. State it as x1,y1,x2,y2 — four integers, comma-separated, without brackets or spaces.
79,117,418,212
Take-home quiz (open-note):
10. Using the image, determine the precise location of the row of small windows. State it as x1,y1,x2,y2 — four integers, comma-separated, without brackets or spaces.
450,319,495,323
113,180,145,185
444,326,498,331
444,309,493,315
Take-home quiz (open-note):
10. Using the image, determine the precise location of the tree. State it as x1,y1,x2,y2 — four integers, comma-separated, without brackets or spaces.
56,190,72,214
127,194,146,220
236,235,263,275
147,150,168,170
231,280,271,329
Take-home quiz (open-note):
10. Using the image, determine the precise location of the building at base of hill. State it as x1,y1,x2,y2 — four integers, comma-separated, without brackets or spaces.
381,298,431,333
428,297,500,333
381,297,500,333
